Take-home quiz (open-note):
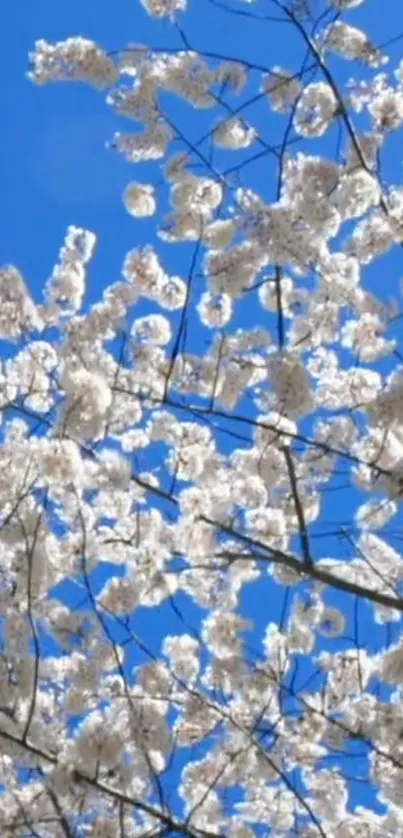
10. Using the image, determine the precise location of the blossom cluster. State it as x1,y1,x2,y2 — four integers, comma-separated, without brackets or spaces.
1,0,403,836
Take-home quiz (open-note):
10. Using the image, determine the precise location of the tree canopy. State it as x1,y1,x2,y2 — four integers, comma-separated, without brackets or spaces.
1,0,403,835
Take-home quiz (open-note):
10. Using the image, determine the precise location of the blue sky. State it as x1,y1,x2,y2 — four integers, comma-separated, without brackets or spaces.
2,0,403,829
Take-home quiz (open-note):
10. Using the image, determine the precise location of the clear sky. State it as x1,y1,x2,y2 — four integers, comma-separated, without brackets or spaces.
2,0,403,827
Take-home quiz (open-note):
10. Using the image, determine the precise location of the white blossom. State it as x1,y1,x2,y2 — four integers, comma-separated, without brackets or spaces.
322,22,384,68
332,169,381,219
381,640,403,685
28,37,118,88
45,226,96,314
213,117,256,149
294,82,337,137
197,292,233,327
112,122,172,162
163,634,200,682
328,0,365,7
141,0,187,18
215,61,247,93
123,182,156,217
37,439,83,486
131,314,172,345
267,351,314,417
355,499,397,531
202,611,251,660
171,174,223,215
262,67,301,112
368,87,403,132
341,313,395,361
0,266,42,338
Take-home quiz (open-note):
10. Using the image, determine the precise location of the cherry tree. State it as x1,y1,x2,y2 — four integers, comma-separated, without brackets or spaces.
1,0,403,834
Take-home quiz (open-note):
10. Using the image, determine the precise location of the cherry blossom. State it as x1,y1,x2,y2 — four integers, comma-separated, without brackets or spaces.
0,1,402,835
123,181,156,217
